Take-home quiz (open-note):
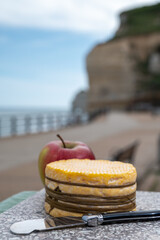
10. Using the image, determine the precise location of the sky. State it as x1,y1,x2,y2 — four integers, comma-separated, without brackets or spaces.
0,0,159,110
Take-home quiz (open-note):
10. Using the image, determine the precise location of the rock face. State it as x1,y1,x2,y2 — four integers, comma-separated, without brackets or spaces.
72,90,88,113
86,3,160,113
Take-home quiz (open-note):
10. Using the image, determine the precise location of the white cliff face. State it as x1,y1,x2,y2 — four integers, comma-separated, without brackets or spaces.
86,33,160,112
149,52,160,74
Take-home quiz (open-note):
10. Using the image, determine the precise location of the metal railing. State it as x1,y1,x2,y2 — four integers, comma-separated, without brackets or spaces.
0,112,81,138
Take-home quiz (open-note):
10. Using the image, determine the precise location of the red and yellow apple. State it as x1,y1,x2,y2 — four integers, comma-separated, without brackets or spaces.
38,134,95,183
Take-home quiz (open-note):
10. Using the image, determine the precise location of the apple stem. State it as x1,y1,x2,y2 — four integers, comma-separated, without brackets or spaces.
57,134,66,148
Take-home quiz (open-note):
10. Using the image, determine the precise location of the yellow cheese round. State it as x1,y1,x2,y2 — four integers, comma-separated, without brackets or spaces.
45,159,137,217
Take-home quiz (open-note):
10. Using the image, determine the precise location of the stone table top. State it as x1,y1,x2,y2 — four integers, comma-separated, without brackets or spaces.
1,190,160,240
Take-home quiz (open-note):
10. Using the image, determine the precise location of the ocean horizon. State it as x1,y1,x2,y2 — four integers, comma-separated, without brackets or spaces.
0,106,69,115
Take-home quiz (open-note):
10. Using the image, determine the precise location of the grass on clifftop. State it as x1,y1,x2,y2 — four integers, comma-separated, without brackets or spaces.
115,3,160,38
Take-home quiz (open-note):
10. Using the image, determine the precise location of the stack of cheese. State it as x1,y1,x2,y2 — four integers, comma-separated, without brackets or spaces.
45,159,137,217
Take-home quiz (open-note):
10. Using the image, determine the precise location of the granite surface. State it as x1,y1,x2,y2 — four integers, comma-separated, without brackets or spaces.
1,190,160,240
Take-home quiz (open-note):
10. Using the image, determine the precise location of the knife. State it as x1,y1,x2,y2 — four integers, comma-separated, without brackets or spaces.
10,210,160,235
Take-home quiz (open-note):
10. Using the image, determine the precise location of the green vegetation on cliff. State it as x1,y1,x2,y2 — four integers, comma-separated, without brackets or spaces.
116,3,160,38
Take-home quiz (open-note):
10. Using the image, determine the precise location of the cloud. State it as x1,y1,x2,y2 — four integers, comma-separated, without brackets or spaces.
0,0,158,36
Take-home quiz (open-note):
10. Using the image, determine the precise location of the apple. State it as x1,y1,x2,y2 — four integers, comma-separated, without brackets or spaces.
38,134,95,183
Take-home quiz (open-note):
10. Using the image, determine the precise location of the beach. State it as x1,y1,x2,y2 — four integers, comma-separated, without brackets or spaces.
0,111,160,201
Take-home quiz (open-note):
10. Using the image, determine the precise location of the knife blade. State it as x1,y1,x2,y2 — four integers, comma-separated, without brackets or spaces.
10,216,86,235
10,210,160,235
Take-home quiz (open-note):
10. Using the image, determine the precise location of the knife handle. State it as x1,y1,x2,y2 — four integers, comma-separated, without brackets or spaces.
102,210,160,224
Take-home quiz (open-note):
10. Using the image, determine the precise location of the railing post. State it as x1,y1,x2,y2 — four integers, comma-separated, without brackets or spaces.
10,116,17,136
25,116,31,134
56,114,62,129
53,115,56,129
47,115,54,131
37,115,43,132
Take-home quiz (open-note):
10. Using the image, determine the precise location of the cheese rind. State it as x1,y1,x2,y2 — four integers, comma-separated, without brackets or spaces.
45,179,136,197
45,159,137,186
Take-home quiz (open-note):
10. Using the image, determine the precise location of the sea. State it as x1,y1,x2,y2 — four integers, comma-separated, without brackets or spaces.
0,107,73,138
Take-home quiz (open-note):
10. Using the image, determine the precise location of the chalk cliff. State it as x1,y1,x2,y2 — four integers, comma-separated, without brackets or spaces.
86,3,160,113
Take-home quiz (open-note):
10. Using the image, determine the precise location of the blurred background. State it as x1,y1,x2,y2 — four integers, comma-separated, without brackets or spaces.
0,0,160,201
